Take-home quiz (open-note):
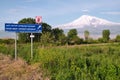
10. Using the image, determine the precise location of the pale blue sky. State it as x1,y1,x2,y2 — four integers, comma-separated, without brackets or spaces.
0,0,120,30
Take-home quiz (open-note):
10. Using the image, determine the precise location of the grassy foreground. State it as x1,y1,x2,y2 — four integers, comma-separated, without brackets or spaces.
0,43,120,80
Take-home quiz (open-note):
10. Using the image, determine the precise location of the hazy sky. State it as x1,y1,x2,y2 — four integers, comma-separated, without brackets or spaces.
0,0,120,30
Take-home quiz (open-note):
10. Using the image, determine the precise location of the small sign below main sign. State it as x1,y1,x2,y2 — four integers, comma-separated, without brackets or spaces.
5,23,42,33
30,34,35,38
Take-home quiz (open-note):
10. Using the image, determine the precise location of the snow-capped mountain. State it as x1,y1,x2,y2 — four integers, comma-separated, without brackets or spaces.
57,15,120,29
57,15,120,38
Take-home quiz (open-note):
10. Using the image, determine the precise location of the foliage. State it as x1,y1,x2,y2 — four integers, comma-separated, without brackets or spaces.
42,22,52,33
18,18,35,24
57,33,67,45
0,39,14,44
115,35,120,42
102,30,110,42
0,43,120,80
67,29,77,38
0,44,14,57
98,38,103,42
52,28,63,41
52,28,67,45
84,30,90,41
70,36,83,44
67,29,82,45
40,32,54,46
36,44,120,80
18,33,30,43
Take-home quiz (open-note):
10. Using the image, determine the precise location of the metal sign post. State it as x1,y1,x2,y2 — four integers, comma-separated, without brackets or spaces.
30,33,34,59
15,32,17,60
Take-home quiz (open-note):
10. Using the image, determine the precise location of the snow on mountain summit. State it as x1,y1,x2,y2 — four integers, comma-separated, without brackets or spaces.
57,15,120,29
73,15,111,25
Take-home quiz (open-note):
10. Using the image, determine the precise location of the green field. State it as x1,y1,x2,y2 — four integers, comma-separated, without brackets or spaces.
0,43,120,80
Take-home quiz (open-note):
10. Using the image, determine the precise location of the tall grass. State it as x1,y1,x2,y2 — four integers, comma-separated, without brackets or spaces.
36,44,120,80
0,43,120,80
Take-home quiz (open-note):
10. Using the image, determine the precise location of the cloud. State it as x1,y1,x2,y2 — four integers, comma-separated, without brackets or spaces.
101,12,120,15
24,0,38,2
81,9,89,13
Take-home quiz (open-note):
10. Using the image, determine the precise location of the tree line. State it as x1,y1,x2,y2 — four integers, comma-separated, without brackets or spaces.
2,18,119,45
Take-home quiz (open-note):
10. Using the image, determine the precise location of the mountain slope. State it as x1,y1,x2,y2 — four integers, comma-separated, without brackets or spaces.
57,15,120,29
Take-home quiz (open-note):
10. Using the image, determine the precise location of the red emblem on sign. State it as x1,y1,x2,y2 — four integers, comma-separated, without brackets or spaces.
35,16,42,24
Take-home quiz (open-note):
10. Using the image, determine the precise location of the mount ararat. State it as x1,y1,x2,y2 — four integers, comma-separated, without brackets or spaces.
57,15,120,38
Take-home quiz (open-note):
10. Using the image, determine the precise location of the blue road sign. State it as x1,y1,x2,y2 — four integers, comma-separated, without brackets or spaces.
5,23,42,33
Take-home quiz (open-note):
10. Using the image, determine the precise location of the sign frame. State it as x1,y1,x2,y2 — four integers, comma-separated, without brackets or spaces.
5,23,42,33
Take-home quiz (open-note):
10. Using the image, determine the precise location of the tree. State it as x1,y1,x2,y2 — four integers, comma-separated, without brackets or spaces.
52,28,63,41
68,29,77,38
58,33,67,45
52,28,67,45
115,35,120,42
102,30,110,42
42,23,52,33
67,29,81,45
40,32,54,46
84,30,90,41
72,36,83,44
18,18,35,24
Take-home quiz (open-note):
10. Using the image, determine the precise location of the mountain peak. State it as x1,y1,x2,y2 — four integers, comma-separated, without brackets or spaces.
80,15,93,18
72,15,97,25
